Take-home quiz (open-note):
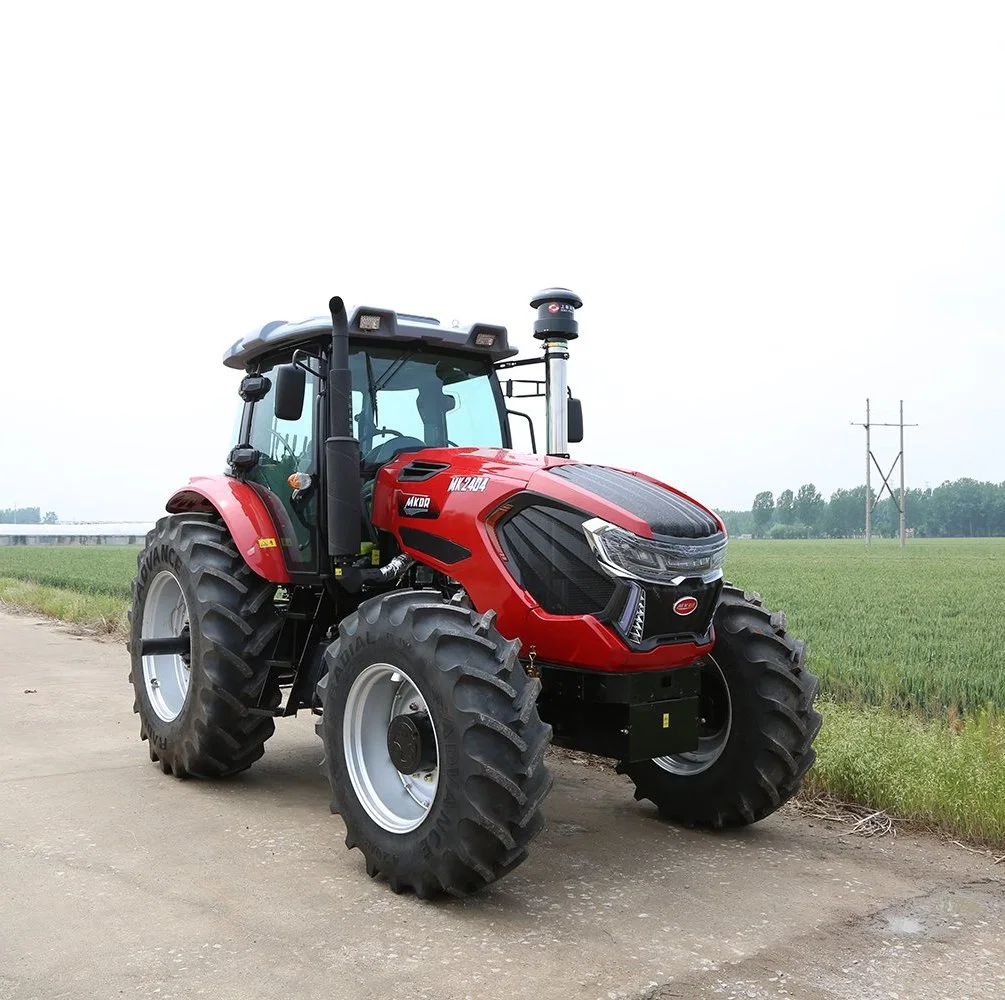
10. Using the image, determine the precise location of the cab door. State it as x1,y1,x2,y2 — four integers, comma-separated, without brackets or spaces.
243,360,321,577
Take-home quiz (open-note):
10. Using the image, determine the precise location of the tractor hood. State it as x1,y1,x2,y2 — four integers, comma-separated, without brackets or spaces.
372,448,726,660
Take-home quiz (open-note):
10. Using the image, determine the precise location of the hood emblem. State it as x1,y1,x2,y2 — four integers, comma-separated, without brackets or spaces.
399,494,438,518
673,596,699,616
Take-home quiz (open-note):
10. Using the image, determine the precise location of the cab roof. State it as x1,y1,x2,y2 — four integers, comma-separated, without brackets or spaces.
223,305,517,370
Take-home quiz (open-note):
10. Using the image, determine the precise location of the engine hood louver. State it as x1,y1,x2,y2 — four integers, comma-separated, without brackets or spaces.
398,460,451,482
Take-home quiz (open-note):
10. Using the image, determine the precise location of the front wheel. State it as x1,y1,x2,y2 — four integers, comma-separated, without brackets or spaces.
316,591,553,897
620,586,822,827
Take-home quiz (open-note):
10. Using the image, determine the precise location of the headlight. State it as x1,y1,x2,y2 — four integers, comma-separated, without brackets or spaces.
583,517,726,585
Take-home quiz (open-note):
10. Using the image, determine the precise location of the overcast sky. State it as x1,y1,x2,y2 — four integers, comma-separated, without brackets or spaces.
1,2,1002,520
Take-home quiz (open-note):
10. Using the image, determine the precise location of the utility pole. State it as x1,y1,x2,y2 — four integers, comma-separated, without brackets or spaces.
899,400,906,547
865,399,871,544
850,400,917,547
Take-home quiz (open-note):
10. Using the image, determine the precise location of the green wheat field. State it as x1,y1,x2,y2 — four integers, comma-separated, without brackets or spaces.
0,545,137,600
724,537,1005,717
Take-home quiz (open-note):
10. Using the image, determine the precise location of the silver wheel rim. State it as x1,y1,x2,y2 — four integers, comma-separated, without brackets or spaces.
653,657,732,776
141,571,191,723
343,663,439,834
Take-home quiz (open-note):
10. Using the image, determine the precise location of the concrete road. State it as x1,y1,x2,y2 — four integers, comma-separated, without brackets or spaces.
1,611,1002,1000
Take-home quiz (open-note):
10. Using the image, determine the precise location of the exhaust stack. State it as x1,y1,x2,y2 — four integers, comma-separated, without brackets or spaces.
326,296,361,563
530,287,582,458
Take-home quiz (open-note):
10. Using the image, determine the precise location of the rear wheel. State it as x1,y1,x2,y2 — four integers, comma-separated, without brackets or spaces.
317,590,553,897
128,513,282,778
620,586,821,827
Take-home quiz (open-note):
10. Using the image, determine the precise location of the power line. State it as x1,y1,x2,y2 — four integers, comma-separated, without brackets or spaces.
850,400,918,547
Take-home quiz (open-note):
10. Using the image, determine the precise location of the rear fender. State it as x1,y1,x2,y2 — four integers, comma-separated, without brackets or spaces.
166,475,290,583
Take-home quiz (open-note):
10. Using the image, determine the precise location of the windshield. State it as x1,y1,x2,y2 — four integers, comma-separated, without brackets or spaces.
348,346,505,463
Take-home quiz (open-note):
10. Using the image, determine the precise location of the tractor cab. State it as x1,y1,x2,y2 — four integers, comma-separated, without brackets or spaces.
223,309,518,579
222,299,581,583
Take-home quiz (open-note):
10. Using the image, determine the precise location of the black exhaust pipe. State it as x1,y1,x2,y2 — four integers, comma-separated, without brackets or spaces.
326,296,361,563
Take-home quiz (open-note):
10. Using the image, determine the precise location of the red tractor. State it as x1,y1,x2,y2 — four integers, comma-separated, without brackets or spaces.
129,289,821,897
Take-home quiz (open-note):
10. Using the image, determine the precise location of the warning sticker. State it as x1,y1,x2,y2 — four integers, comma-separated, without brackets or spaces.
257,537,278,549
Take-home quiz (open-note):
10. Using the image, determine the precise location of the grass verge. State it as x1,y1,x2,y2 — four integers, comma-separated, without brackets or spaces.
0,577,129,638
806,699,1005,844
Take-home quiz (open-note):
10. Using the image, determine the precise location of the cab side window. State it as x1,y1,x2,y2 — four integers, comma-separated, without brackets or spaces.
250,372,317,475
245,364,320,573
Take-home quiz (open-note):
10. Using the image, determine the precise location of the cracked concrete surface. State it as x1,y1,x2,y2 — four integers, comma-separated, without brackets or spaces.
1,611,1002,1000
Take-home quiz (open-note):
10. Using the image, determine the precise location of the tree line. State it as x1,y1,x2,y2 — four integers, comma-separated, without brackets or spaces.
717,478,1005,538
1,507,58,524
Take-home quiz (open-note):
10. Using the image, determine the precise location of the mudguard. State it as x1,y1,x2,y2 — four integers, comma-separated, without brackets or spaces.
166,475,291,583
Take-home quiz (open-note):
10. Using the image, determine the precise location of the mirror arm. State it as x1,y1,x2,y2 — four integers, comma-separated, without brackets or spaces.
506,410,537,454
292,349,324,379
505,379,546,399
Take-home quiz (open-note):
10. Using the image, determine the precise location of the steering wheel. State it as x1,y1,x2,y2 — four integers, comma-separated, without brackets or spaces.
362,435,428,470
268,429,297,462
372,427,408,440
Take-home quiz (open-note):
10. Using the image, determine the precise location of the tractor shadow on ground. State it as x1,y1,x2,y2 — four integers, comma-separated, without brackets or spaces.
173,725,773,913
171,722,332,804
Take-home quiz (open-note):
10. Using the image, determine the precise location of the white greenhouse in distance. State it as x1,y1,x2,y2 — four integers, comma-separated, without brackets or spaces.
0,523,154,546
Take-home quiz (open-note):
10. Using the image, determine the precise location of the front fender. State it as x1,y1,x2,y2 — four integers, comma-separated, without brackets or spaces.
166,475,290,583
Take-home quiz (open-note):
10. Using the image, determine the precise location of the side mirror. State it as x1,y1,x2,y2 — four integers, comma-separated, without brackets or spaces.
275,364,306,421
568,397,584,443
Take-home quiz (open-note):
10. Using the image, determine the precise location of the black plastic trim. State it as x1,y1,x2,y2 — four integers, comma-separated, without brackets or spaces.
398,526,471,564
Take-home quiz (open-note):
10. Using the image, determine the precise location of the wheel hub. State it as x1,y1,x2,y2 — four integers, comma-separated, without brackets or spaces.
387,712,436,775
140,571,192,723
343,663,440,833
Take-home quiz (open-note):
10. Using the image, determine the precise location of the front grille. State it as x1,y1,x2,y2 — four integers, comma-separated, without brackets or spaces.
638,580,720,645
496,503,616,615
607,578,721,650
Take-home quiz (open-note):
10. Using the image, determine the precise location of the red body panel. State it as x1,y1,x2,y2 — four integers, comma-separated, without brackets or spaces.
166,476,291,584
371,449,718,672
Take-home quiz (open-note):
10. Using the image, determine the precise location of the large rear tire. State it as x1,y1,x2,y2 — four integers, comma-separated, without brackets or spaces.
317,590,553,898
128,513,282,778
620,586,821,827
